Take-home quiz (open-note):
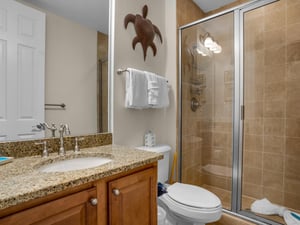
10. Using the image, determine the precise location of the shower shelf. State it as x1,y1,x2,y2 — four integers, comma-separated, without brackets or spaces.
201,164,232,177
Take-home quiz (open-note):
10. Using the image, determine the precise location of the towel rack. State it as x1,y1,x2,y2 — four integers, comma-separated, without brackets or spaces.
117,68,169,83
117,68,129,75
45,103,66,110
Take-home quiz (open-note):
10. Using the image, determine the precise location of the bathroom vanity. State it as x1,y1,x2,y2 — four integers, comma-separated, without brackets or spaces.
0,145,161,225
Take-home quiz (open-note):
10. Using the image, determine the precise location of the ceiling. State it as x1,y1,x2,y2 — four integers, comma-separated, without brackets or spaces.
21,0,237,35
193,0,237,13
22,0,109,34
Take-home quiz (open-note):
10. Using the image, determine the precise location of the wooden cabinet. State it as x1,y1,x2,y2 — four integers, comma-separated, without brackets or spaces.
0,164,158,225
0,188,97,225
108,167,157,225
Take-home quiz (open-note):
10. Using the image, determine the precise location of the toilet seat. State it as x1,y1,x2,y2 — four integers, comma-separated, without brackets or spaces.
135,145,222,224
159,183,222,223
167,183,221,208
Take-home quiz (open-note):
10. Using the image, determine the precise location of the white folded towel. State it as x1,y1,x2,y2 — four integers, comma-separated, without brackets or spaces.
251,198,300,225
251,198,286,216
125,68,148,109
145,71,169,108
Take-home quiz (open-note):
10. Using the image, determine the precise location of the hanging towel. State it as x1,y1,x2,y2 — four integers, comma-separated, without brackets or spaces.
125,68,148,109
144,71,169,108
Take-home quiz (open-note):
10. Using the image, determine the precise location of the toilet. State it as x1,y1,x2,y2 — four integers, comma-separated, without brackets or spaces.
136,145,222,225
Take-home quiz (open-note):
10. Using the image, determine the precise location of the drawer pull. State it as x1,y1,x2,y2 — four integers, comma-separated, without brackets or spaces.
90,198,98,206
112,188,120,196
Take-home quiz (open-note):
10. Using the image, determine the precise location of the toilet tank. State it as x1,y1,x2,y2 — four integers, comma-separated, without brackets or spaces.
135,145,171,183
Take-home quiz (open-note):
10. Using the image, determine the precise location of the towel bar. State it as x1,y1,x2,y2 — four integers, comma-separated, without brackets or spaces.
117,68,129,75
45,103,66,109
117,68,169,83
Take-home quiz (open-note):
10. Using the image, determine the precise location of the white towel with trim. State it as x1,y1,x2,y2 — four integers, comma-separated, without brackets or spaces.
144,71,169,108
125,68,148,109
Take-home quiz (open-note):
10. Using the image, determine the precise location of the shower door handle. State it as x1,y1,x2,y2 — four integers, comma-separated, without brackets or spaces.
241,105,244,120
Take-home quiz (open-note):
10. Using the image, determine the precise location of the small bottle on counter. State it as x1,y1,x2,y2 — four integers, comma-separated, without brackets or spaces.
144,130,156,147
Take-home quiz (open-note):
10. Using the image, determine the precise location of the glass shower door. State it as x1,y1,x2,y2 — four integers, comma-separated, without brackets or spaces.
241,1,300,224
180,12,234,210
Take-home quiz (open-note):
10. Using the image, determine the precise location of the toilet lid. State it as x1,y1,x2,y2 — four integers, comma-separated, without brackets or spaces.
167,183,221,208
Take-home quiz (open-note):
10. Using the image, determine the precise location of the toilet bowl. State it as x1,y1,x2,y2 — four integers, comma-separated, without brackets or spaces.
158,206,167,225
159,182,222,225
136,145,222,225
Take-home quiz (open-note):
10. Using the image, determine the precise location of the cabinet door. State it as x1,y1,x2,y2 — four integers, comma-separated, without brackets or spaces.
0,188,97,225
108,167,157,225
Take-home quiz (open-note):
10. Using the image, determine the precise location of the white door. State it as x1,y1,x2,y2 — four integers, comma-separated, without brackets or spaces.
0,0,45,141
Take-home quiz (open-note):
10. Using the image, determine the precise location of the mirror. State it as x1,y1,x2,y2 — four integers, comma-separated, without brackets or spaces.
1,0,110,141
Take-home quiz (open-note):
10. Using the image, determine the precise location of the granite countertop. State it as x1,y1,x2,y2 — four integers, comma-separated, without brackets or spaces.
0,145,162,211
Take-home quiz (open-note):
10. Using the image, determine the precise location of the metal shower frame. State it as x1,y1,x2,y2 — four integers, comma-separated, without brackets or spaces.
178,0,281,224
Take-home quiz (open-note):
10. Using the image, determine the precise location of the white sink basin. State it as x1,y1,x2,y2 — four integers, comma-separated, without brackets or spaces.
38,157,112,173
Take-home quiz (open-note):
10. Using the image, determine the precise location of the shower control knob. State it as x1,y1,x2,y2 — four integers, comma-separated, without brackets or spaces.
191,97,200,112
112,188,120,196
90,198,98,206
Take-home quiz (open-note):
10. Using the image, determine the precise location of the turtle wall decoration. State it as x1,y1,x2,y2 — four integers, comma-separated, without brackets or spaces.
124,5,163,61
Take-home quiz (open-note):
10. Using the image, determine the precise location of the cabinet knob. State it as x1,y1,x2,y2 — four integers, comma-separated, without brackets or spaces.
112,188,120,196
90,198,98,206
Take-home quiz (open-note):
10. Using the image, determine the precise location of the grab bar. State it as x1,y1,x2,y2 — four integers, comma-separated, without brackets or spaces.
45,103,66,109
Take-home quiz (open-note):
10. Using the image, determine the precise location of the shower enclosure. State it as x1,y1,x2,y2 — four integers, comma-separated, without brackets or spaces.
179,0,300,224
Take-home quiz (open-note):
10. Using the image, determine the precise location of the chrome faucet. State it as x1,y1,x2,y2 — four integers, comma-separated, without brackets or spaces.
43,123,57,138
58,124,71,156
36,122,57,137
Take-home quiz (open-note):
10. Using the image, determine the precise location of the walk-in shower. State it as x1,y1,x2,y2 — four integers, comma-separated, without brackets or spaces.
179,0,300,224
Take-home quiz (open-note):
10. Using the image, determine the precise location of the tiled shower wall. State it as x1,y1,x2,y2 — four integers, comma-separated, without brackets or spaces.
242,0,300,210
181,13,234,209
177,0,205,27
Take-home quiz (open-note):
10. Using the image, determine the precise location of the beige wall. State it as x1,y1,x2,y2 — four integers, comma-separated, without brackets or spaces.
18,1,98,136
112,0,177,154
45,11,98,136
